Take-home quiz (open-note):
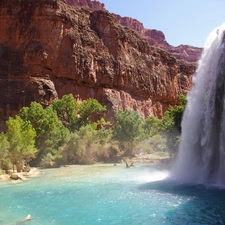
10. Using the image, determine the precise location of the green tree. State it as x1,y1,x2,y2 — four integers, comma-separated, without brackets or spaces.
163,94,187,131
63,125,97,164
0,133,9,170
161,94,187,157
19,102,45,132
19,102,70,164
143,115,163,138
52,95,106,131
51,94,79,132
114,109,143,155
6,116,37,171
38,106,70,153
77,98,106,129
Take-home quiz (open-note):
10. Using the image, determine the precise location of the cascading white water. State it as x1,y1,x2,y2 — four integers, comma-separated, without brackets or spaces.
171,23,225,185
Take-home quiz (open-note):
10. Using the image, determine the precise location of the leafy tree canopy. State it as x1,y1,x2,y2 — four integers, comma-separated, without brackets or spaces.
0,132,9,169
51,94,79,132
6,116,37,171
143,116,163,138
19,102,70,157
114,109,143,143
162,94,187,132
77,98,106,129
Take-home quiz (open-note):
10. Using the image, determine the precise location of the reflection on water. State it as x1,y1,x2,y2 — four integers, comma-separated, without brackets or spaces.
0,163,225,225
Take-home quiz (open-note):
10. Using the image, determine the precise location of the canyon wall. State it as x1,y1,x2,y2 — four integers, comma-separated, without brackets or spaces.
113,14,202,63
65,0,203,63
0,0,196,131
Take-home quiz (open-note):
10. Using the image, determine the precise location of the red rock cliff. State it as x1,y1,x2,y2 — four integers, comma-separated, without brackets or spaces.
108,14,202,63
0,0,196,131
66,0,202,63
66,0,105,10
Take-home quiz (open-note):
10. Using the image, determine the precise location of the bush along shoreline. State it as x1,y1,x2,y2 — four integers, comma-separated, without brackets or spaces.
0,94,186,172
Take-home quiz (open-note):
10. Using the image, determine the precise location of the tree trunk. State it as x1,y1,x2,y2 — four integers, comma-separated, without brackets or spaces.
16,161,23,172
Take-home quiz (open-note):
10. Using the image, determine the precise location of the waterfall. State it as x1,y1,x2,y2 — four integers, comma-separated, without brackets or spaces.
171,23,225,185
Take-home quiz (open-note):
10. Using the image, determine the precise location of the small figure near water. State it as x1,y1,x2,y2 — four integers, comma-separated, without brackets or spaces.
17,214,34,224
123,159,130,168
123,159,136,168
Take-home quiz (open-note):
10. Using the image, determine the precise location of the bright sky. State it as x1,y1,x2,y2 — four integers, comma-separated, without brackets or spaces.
99,0,225,48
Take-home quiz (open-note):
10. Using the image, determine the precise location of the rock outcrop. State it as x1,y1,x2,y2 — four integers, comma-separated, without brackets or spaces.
65,0,202,63
113,14,202,62
66,0,105,11
0,0,196,131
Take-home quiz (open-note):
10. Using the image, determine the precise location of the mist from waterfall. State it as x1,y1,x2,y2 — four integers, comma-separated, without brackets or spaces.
171,23,225,185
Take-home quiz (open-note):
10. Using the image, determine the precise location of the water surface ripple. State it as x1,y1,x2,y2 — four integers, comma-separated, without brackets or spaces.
0,163,225,225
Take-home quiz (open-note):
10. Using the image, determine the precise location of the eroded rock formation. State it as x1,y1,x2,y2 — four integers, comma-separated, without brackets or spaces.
113,14,202,62
0,0,196,131
66,0,202,62
66,0,105,11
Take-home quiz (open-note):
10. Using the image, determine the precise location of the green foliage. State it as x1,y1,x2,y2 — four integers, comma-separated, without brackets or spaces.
19,102,45,137
114,109,143,155
139,94,187,159
78,125,97,147
6,116,37,171
1,95,108,167
51,94,79,132
1,158,12,171
62,132,80,164
61,123,115,165
95,127,112,144
161,109,175,131
178,94,187,106
160,94,187,157
63,126,97,164
0,132,9,170
163,94,187,132
137,135,167,154
77,98,106,129
90,117,108,130
114,109,143,142
40,153,54,168
1,93,187,167
52,95,106,131
19,102,70,163
143,116,163,138
39,106,70,152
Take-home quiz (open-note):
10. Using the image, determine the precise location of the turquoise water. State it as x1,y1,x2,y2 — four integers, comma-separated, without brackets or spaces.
0,163,225,225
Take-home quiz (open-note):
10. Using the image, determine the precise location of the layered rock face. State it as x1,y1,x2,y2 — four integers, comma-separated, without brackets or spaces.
0,0,196,131
66,0,105,11
113,14,202,62
66,0,202,63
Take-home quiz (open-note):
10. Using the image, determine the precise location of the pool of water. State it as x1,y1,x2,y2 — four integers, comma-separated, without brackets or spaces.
0,163,225,225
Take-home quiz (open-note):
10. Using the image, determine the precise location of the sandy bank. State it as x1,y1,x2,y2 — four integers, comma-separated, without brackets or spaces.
0,167,43,182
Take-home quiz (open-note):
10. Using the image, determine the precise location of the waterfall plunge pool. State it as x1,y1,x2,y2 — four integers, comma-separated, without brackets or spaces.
0,163,225,225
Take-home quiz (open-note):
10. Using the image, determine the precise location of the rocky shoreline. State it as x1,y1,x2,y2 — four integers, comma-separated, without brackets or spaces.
0,167,43,182
0,155,173,182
